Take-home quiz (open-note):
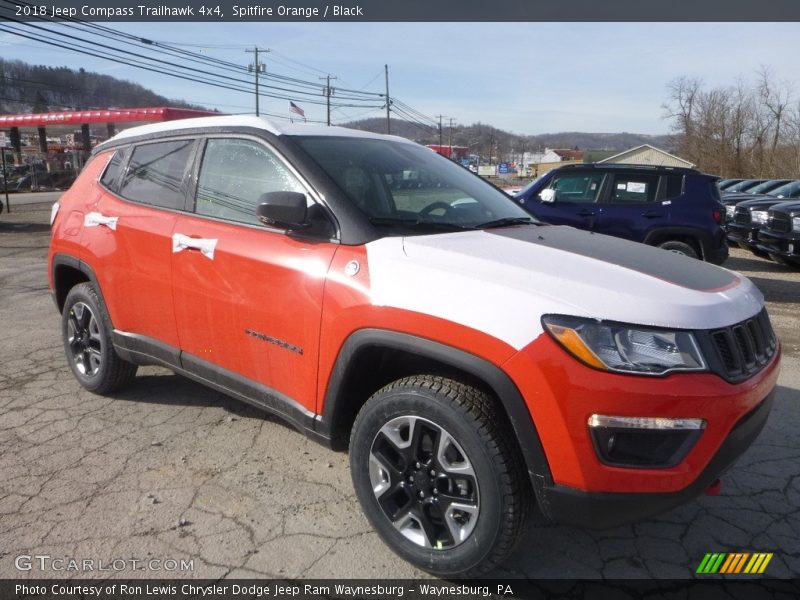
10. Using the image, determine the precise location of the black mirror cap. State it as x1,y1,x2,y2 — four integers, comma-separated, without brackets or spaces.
256,192,309,230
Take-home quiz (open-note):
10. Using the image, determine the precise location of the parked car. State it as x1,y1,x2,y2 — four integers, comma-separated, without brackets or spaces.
721,179,768,194
757,201,800,268
514,163,728,263
721,179,796,222
726,196,800,256
48,116,779,576
717,178,744,191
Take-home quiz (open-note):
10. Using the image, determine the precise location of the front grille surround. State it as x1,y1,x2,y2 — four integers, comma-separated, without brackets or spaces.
704,308,777,382
766,212,792,233
733,209,751,225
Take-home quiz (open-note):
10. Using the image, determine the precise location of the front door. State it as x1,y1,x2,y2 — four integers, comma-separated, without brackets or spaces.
529,170,605,230
171,136,337,412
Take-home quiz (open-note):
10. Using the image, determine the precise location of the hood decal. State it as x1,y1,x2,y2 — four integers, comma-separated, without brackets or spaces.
489,225,738,292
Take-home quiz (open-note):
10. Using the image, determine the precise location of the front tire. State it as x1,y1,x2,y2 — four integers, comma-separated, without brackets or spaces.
62,282,137,394
349,375,528,577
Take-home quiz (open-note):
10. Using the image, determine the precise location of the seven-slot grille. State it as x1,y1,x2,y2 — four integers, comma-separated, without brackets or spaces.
766,211,792,233
733,209,751,225
709,309,777,381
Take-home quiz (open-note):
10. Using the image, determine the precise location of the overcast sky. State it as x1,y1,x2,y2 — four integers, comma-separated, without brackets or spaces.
1,22,799,135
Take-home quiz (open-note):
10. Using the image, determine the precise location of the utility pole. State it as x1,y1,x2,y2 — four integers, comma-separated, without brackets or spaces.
246,47,269,116
384,64,390,134
435,115,445,148
448,117,455,159
319,75,337,126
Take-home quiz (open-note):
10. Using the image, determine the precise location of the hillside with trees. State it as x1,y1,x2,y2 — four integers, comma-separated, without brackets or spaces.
345,118,674,162
0,59,206,114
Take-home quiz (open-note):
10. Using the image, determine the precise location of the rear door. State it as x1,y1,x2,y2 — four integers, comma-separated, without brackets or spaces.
595,171,680,241
170,136,338,413
526,169,605,230
88,138,196,350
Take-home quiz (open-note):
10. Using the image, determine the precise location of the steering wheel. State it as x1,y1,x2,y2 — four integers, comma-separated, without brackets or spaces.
418,201,453,218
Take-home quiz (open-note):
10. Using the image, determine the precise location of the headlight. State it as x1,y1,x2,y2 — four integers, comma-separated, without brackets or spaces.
751,210,768,224
793,217,800,232
542,315,706,376
725,205,735,217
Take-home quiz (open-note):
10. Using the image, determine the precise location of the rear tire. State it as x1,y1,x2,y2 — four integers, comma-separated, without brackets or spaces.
658,240,698,259
349,375,528,577
62,282,137,394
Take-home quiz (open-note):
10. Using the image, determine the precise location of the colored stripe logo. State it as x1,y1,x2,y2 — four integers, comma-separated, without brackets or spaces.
696,552,773,574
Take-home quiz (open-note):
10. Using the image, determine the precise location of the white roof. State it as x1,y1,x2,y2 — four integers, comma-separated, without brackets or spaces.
104,114,414,145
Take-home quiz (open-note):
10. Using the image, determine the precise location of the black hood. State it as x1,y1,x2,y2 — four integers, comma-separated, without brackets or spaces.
768,201,800,216
735,197,796,211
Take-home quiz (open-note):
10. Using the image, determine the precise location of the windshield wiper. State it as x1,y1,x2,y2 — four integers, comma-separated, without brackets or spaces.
368,217,474,231
476,217,536,229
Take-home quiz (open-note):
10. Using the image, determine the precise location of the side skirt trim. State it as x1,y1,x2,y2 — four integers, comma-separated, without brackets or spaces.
112,330,328,444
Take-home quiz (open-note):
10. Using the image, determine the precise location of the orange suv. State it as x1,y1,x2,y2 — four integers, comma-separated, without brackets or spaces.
49,116,780,576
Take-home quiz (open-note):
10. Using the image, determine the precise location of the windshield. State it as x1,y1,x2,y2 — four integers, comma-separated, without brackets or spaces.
767,181,800,198
748,180,789,195
725,179,765,193
293,136,535,232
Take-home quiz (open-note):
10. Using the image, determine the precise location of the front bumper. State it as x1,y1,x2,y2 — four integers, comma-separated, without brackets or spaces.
505,333,781,496
536,390,774,528
726,223,761,251
757,230,800,264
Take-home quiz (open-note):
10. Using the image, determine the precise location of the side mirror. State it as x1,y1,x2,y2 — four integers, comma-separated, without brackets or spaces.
539,188,556,203
256,192,309,230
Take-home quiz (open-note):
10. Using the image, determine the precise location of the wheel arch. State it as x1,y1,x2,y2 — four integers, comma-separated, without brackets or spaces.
643,227,710,259
317,329,554,493
51,254,105,314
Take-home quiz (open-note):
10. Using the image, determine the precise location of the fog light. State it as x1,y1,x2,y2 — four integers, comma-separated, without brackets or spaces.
588,415,705,468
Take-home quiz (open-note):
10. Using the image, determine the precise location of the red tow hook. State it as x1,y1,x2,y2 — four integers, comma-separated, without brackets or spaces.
705,479,722,496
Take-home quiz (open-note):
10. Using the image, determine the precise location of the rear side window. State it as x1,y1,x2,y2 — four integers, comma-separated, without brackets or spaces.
195,138,306,225
119,139,194,210
548,172,604,204
663,174,684,200
99,149,125,192
608,173,659,203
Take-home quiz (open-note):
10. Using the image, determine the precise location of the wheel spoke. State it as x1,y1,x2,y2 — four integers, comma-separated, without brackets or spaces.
436,430,475,476
441,500,479,545
87,347,102,374
391,507,430,548
413,504,447,548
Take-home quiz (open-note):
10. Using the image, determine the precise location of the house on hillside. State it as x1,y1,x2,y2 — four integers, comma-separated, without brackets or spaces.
597,144,693,168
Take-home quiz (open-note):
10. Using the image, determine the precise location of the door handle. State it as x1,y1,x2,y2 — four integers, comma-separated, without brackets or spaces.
84,211,118,230
578,209,596,217
642,211,663,218
172,233,218,260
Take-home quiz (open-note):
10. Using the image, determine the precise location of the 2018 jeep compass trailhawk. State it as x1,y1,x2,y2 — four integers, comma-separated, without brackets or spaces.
49,116,780,576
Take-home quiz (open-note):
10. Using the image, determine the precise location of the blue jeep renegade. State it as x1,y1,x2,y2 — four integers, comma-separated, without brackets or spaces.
513,163,728,264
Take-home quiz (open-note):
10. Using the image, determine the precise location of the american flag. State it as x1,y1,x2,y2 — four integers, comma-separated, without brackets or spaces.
289,101,305,118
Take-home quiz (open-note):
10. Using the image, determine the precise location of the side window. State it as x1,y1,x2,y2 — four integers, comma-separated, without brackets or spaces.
195,138,307,226
662,174,684,200
548,172,603,204
99,148,125,192
608,173,660,204
119,140,194,210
